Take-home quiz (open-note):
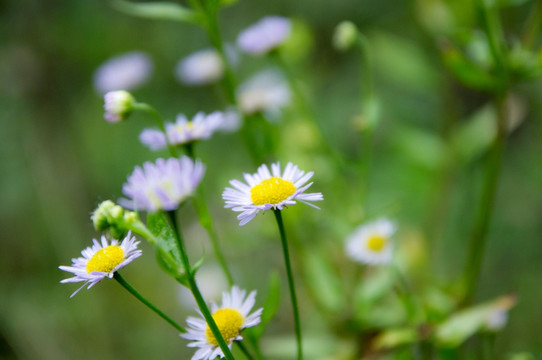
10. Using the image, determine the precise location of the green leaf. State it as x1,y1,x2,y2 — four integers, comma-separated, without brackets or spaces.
303,250,345,314
435,295,516,347
441,44,503,92
147,212,181,264
372,327,418,350
111,0,200,24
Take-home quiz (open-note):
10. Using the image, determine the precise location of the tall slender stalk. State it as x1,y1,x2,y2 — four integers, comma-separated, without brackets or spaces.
182,144,234,287
273,210,303,360
463,94,507,304
113,272,186,333
166,211,236,360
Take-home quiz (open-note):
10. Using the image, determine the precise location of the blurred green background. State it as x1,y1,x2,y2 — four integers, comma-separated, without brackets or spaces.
1,0,542,359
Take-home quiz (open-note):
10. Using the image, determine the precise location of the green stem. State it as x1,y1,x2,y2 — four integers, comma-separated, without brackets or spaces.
476,0,507,78
133,102,179,157
463,94,507,305
522,0,542,49
236,341,255,360
166,211,236,360
202,5,237,104
273,210,303,360
391,264,417,323
113,272,186,333
182,143,235,287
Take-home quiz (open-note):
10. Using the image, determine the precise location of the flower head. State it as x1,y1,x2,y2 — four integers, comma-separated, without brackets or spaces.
121,156,205,212
237,16,291,55
139,112,225,151
182,286,262,360
223,162,323,225
103,90,135,123
59,232,142,297
94,51,153,94
176,49,225,86
237,70,290,116
345,218,396,265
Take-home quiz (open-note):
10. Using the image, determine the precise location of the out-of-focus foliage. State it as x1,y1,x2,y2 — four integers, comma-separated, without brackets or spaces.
2,0,542,359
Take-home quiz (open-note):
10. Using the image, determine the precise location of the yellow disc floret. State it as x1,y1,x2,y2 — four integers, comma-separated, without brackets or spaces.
86,245,125,273
205,308,245,346
250,177,296,205
367,234,387,252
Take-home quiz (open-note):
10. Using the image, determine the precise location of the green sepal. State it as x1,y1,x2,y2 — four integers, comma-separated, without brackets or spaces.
111,0,201,24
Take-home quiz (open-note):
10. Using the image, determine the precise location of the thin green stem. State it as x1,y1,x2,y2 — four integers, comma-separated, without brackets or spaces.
236,341,255,360
463,94,507,305
133,102,179,157
273,210,302,360
182,143,234,287
521,0,542,49
113,272,186,333
476,0,508,79
391,264,417,323
166,211,236,360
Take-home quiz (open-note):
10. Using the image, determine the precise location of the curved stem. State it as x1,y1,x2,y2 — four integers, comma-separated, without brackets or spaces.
236,341,255,360
133,102,179,157
273,210,302,360
166,211,236,360
462,94,507,305
113,272,186,333
182,143,234,287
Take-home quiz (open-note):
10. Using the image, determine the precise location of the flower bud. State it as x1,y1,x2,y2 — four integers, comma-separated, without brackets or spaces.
333,21,358,51
103,90,135,123
91,200,116,231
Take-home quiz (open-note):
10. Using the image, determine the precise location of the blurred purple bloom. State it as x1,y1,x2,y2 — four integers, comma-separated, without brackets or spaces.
237,16,291,55
94,51,153,94
176,49,224,85
121,156,205,212
139,111,226,151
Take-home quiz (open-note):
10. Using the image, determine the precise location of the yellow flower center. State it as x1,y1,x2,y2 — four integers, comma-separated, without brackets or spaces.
250,177,296,205
367,234,387,252
205,308,245,346
86,245,124,273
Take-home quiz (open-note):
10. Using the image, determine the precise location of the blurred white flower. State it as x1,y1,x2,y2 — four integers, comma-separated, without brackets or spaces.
345,218,396,266
176,49,225,86
103,90,135,123
93,51,153,94
237,16,291,55
237,70,290,116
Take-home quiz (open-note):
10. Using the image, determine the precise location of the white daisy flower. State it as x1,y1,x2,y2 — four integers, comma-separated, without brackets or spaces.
139,112,225,151
59,232,142,297
103,90,135,123
182,286,263,360
94,51,153,94
176,49,225,86
120,156,205,212
237,16,291,55
237,70,291,116
345,218,396,265
222,162,324,226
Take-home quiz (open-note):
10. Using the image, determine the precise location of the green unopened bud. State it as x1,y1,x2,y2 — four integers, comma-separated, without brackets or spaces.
124,211,138,224
333,21,358,51
91,200,116,231
110,205,124,220
104,90,135,123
